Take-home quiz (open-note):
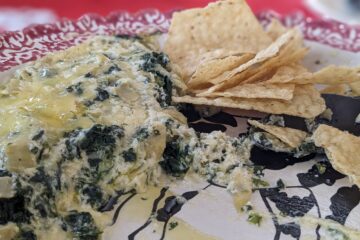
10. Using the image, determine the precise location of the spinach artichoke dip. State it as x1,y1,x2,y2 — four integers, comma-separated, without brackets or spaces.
0,36,253,240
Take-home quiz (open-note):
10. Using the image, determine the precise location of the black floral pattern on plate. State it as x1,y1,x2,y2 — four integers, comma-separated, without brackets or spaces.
326,185,360,225
189,122,227,133
110,95,359,239
297,160,345,188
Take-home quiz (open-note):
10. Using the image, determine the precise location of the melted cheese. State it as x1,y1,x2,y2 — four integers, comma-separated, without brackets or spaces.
0,223,19,240
0,176,14,198
0,36,253,240
298,216,360,239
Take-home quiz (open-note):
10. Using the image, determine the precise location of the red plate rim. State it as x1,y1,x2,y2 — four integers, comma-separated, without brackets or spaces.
1,9,360,72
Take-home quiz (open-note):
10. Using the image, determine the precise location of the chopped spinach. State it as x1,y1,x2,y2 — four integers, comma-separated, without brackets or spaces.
241,204,253,213
63,211,101,240
115,34,141,40
104,65,121,74
83,100,95,107
253,166,265,177
276,179,285,189
61,128,83,160
26,167,58,218
94,88,110,101
0,195,31,224
263,115,285,127
293,138,323,158
66,83,84,95
169,221,178,230
63,125,125,209
31,130,45,141
251,131,293,153
134,127,150,141
315,162,327,175
122,148,137,162
247,212,263,226
79,124,124,161
75,169,108,209
140,52,172,107
159,138,192,177
84,72,93,78
15,229,37,240
252,177,269,188
140,52,169,71
0,169,11,177
327,228,350,240
80,184,105,209
156,74,173,107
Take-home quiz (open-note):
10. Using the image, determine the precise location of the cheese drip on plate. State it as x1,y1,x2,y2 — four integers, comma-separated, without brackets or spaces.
0,36,253,240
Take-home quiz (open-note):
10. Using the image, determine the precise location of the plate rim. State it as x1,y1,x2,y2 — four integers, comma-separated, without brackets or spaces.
1,8,360,72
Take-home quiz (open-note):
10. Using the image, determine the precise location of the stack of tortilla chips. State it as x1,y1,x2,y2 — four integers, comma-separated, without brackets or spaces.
165,0,360,118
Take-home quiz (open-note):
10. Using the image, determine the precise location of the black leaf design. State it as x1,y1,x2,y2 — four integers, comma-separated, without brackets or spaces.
179,104,201,122
250,146,315,170
283,115,308,132
297,160,345,188
281,95,360,136
156,191,199,222
322,94,360,136
189,122,227,133
326,185,360,225
260,188,316,217
278,222,301,239
204,111,238,127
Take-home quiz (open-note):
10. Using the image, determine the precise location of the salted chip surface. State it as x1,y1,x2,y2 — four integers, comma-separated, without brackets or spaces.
209,29,300,85
266,65,360,85
240,48,308,85
266,19,288,40
164,0,271,80
321,84,350,96
173,84,326,118
248,120,308,148
350,81,360,96
197,83,295,100
188,53,255,88
264,64,310,83
187,0,272,52
313,125,360,187
204,29,307,93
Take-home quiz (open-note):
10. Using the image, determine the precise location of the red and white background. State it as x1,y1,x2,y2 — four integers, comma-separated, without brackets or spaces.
0,0,359,32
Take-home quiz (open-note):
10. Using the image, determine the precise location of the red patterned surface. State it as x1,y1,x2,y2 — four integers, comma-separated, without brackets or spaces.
1,9,360,72
0,0,314,19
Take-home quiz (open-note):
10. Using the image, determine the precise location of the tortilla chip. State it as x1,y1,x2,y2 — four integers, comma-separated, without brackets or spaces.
267,19,288,40
164,0,272,80
321,84,350,96
188,53,255,88
203,29,306,93
173,84,326,118
210,29,300,84
187,0,272,52
197,83,295,100
266,65,360,85
349,81,360,96
241,48,309,85
203,47,308,95
313,125,360,187
248,120,308,148
263,64,310,83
